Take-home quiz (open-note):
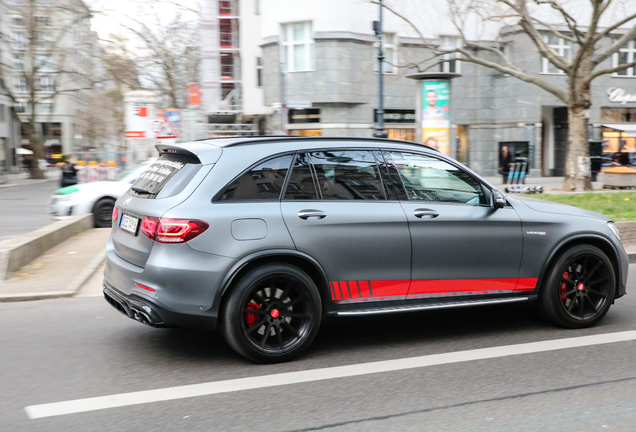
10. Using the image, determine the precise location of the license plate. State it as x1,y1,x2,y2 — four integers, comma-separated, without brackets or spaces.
120,213,139,235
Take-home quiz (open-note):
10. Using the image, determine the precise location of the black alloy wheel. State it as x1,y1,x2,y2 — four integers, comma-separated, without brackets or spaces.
93,198,115,228
540,245,615,328
221,263,322,363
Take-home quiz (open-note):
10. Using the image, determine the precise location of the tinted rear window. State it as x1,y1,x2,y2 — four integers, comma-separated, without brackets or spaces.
130,154,201,199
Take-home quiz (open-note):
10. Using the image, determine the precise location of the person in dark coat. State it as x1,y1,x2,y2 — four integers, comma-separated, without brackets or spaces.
60,156,78,187
499,145,512,183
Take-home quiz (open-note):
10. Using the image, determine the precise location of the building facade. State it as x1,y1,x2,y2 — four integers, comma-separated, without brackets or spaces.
2,0,98,159
241,0,636,177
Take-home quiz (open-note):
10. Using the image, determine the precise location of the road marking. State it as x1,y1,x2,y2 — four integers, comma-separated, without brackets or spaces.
24,330,636,419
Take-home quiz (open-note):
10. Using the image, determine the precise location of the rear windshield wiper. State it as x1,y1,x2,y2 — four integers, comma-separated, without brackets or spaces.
131,186,156,195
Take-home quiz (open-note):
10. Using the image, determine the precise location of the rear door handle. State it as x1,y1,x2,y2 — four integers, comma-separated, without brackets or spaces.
414,208,439,218
298,209,327,220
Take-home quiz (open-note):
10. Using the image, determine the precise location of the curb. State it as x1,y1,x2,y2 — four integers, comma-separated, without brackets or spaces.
0,178,58,189
0,249,105,302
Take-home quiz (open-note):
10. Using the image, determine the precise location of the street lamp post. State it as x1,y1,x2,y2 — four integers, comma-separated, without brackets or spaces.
373,0,388,139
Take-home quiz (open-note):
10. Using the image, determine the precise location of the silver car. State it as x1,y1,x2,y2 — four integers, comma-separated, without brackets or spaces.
103,137,628,363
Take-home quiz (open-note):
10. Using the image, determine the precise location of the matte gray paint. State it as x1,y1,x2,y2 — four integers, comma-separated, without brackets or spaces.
231,219,268,241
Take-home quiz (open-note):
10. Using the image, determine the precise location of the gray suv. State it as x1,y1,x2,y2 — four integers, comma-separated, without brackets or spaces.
103,137,628,362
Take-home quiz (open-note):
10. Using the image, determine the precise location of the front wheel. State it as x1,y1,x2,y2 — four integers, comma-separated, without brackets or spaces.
539,245,615,329
93,198,115,228
221,263,322,363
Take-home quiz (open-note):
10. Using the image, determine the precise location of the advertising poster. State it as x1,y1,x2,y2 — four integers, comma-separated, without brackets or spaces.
422,80,450,155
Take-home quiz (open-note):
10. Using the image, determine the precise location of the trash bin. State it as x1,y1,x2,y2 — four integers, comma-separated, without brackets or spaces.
589,140,603,182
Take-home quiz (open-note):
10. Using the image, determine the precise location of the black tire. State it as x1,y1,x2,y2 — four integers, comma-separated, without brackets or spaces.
220,263,322,363
93,198,115,228
539,245,615,329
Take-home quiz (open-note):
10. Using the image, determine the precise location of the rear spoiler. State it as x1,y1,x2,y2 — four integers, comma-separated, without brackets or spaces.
155,143,223,165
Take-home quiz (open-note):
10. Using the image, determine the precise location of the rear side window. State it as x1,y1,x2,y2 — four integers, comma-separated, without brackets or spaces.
284,153,319,200
130,154,202,199
310,150,386,200
216,154,293,201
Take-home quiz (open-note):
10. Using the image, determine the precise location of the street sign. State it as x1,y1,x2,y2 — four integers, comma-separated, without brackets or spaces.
147,118,178,140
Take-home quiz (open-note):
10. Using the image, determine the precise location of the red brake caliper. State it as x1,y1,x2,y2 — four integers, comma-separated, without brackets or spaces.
561,272,569,301
245,302,260,327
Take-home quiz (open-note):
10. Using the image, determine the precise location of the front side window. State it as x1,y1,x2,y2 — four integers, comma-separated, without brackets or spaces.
613,39,636,76
388,152,485,205
217,155,293,201
282,22,314,72
542,34,571,74
310,150,386,200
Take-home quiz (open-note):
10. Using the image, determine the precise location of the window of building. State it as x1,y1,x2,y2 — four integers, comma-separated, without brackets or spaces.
11,33,25,50
256,57,263,87
12,16,24,27
309,150,386,200
373,33,397,74
40,76,55,92
35,34,53,50
388,151,485,205
14,77,27,93
40,101,54,114
14,56,25,71
0,105,5,123
216,155,294,201
612,39,636,77
37,55,54,72
35,16,50,27
281,21,314,72
542,34,571,74
439,36,461,73
15,101,29,113
284,153,318,200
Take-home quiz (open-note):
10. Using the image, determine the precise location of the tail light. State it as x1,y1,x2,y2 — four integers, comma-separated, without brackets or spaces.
141,217,209,243
112,207,118,222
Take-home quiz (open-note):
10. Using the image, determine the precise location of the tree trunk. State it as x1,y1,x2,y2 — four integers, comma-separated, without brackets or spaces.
562,105,592,192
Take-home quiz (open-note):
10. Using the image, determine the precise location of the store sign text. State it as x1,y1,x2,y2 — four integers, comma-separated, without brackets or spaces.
607,87,636,105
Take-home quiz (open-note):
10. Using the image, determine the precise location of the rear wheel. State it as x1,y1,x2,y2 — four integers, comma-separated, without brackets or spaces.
93,198,115,228
221,263,322,363
539,245,615,328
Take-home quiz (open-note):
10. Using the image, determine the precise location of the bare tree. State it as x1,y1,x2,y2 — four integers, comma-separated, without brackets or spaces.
378,0,636,191
0,0,99,178
120,5,200,109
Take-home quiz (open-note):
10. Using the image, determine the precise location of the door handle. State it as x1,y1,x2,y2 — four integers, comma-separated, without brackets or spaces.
414,208,439,218
298,209,327,220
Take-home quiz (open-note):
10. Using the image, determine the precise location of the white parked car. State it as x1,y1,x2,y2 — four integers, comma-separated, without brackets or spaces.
48,161,153,227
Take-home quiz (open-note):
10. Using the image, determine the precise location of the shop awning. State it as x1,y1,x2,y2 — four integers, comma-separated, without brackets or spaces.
602,123,636,136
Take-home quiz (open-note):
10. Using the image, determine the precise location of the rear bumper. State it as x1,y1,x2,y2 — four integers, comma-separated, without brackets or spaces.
103,280,217,329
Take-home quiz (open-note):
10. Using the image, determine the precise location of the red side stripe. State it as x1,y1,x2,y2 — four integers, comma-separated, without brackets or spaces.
359,281,371,298
370,280,410,298
348,281,360,299
515,278,538,291
329,282,335,300
408,278,517,296
339,281,349,300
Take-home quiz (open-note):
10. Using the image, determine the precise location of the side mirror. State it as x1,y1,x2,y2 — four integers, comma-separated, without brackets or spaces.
492,190,506,210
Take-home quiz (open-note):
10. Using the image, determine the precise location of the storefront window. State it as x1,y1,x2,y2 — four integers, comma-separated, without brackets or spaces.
601,107,636,123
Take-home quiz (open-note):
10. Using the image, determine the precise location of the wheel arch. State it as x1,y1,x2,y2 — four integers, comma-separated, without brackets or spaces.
91,195,116,213
536,233,622,298
215,249,330,315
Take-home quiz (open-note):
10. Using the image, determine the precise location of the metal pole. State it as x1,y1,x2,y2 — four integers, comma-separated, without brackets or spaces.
279,62,287,135
373,0,388,138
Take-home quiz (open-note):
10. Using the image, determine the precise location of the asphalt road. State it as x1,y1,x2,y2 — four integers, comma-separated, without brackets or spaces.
2,265,636,432
0,180,59,242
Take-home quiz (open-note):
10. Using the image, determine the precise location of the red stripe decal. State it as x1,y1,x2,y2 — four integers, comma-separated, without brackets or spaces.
359,281,371,298
408,278,518,296
339,281,349,300
348,281,360,299
370,280,410,298
329,282,335,300
515,278,538,291
333,282,341,300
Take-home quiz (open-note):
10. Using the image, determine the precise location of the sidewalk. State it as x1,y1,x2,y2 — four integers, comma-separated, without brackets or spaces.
0,228,110,301
0,170,61,189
